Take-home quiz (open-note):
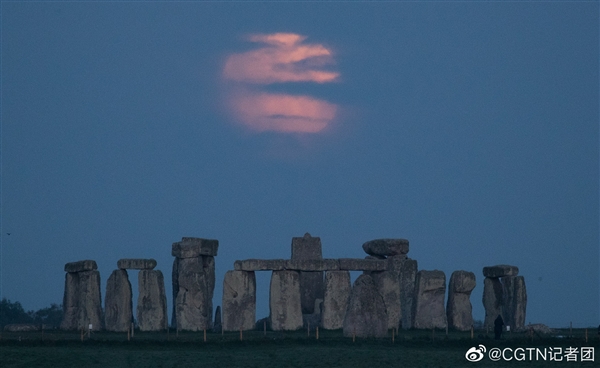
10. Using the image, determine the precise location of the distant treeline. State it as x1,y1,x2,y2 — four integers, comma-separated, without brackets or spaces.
0,298,62,329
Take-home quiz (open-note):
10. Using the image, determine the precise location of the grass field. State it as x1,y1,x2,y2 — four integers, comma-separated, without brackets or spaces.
1,328,598,367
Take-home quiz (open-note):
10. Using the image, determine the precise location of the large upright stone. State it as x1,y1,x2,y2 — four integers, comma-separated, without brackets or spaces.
399,258,418,329
104,269,133,332
60,272,80,330
173,256,215,331
362,239,409,258
269,270,303,331
371,270,401,330
412,270,447,329
343,274,387,338
60,268,103,331
222,270,256,331
446,270,476,331
291,233,324,314
321,271,351,330
501,275,527,330
482,277,503,329
137,270,168,331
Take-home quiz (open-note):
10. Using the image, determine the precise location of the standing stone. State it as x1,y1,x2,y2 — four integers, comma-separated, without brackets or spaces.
269,270,303,331
76,270,103,331
399,258,418,329
213,306,222,333
371,270,401,330
482,277,503,329
291,233,324,314
104,269,133,332
321,271,351,330
446,270,476,331
513,276,527,330
60,272,80,330
173,256,215,331
343,274,387,338
501,275,527,330
137,270,168,331
222,270,256,331
412,270,447,329
171,257,178,327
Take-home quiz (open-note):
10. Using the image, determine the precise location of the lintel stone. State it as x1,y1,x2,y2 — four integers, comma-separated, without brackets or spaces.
117,258,157,270
64,260,97,273
483,265,519,278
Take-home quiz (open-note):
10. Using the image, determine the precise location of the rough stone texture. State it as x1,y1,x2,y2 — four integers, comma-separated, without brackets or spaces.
399,258,418,329
482,277,503,329
137,270,168,331
343,274,388,338
412,270,447,329
362,239,409,257
173,256,215,331
60,270,103,331
222,270,256,331
338,258,387,271
286,259,340,271
64,260,97,273
117,259,157,270
371,270,401,330
501,275,527,330
213,306,222,333
269,270,303,331
171,257,178,328
172,238,219,258
483,264,519,278
291,233,322,260
104,269,133,332
234,259,287,271
322,271,351,329
60,272,80,330
446,271,476,331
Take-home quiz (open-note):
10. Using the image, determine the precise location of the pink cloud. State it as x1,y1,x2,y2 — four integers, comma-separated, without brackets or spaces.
223,33,340,84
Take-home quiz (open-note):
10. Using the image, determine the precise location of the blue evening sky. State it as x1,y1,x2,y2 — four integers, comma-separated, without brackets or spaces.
1,1,598,327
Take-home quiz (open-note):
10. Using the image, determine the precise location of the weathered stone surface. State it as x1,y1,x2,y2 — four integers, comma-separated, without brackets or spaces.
64,260,97,273
322,271,351,330
235,259,287,271
137,270,168,331
483,264,519,278
362,239,409,257
412,270,447,329
173,256,215,331
171,257,178,327
399,258,418,329
446,271,476,331
213,306,222,333
104,269,133,332
299,271,324,314
483,277,503,329
343,274,388,338
269,270,303,331
291,233,322,260
222,270,256,331
501,275,527,330
117,258,157,270
172,238,219,258
286,259,340,271
338,258,386,271
3,324,40,332
61,270,103,331
371,270,401,330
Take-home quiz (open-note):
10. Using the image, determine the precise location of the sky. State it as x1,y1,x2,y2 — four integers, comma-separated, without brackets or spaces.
1,1,598,328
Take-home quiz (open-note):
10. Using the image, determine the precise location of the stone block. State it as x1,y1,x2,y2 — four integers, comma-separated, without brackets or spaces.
64,260,97,273
222,270,256,331
483,264,519,278
104,269,133,332
117,258,157,270
269,270,303,331
446,271,476,331
173,256,215,331
137,270,168,331
483,277,503,329
412,270,447,329
291,233,322,260
172,237,219,258
235,259,287,271
285,259,340,271
399,258,418,329
362,239,409,257
321,271,351,330
338,258,386,271
343,274,387,338
371,270,401,330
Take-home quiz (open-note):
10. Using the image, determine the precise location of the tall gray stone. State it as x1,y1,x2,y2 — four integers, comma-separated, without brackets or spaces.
104,269,133,332
269,270,303,331
399,258,418,329
60,269,103,331
412,270,447,329
343,274,387,338
222,270,256,331
501,275,527,330
483,277,503,329
173,256,215,331
137,269,168,331
321,271,351,330
291,233,324,314
446,270,476,331
60,272,79,330
371,270,401,330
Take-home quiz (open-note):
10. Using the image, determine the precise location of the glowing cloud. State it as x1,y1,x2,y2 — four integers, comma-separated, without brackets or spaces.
223,33,340,134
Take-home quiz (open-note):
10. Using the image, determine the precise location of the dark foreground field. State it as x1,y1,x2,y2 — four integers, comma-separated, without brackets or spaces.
1,328,597,367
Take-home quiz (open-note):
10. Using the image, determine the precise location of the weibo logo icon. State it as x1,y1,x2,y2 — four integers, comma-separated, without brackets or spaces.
465,345,486,362
223,33,340,134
